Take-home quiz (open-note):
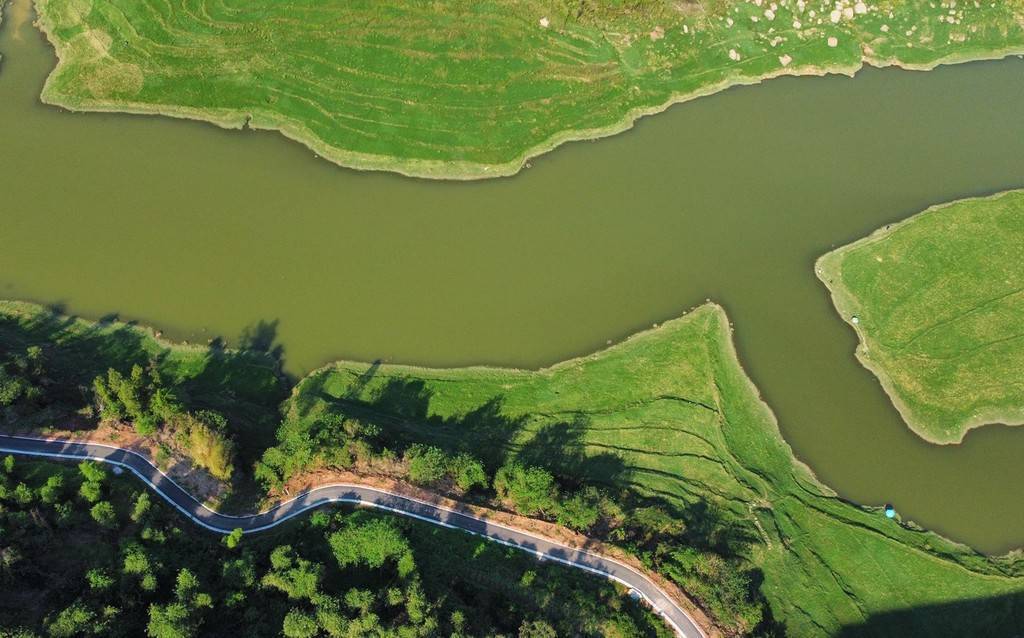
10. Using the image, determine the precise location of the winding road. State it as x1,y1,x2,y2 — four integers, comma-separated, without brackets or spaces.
0,433,707,638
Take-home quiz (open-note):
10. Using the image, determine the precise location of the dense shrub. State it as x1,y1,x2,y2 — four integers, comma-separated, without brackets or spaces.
493,462,559,516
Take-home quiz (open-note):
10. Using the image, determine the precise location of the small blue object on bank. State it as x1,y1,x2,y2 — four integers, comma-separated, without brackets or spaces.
884,504,896,519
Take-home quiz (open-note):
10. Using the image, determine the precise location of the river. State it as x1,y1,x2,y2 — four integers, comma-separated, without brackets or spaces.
1,0,1022,552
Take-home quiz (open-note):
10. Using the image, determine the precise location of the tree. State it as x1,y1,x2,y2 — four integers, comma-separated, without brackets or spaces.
404,444,449,485
147,569,211,638
93,362,182,435
123,542,158,591
85,568,115,591
90,502,117,528
2,455,13,474
343,588,374,614
47,603,99,638
78,461,106,483
0,367,25,407
79,480,103,504
223,527,244,550
556,486,603,531
40,473,65,504
282,609,318,638
328,518,414,575
92,372,124,422
147,603,191,638
261,545,323,601
449,453,487,491
661,547,763,634
131,492,152,523
12,483,33,506
313,596,348,636
178,411,234,480
519,620,557,638
493,462,559,516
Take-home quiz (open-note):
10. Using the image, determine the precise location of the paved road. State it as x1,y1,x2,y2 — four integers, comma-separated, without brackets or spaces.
0,434,707,638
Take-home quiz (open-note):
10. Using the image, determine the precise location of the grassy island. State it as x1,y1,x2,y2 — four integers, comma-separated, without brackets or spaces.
817,190,1024,443
30,0,1024,178
3,299,1024,635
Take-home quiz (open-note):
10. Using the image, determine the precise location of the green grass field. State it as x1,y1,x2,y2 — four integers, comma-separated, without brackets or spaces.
31,0,1024,177
284,304,1024,637
817,190,1024,444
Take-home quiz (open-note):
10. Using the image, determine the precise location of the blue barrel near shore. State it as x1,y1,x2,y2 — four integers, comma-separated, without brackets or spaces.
884,504,896,519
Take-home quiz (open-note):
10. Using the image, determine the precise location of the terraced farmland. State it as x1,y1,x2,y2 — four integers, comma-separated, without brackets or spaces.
34,0,1024,177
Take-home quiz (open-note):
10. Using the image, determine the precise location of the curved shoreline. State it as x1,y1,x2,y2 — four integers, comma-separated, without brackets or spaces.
815,189,1024,445
26,0,1024,180
0,433,712,638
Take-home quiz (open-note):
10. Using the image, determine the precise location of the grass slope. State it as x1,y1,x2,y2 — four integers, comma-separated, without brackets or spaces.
817,190,1024,444
30,0,1024,178
284,304,1024,637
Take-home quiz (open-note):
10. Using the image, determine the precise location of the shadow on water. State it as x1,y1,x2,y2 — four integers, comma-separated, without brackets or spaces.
836,591,1024,638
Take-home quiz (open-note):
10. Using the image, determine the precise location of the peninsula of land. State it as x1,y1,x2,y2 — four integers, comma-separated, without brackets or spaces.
30,0,1024,178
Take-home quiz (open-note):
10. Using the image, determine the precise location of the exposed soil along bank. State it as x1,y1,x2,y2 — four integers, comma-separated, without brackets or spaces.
2,0,1024,552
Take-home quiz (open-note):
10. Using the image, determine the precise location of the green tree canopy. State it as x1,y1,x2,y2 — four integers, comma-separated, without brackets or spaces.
493,462,559,516
328,517,414,576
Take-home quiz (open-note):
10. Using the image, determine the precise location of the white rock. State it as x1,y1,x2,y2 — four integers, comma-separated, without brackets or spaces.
854,1,868,13
830,9,842,22
779,54,793,65
729,48,741,61
539,17,549,28
793,20,802,28
827,36,839,47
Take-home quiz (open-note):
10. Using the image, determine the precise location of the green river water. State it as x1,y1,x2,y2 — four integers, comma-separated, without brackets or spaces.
1,0,1022,552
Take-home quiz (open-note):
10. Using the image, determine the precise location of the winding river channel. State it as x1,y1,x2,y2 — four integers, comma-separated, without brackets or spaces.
1,0,1022,552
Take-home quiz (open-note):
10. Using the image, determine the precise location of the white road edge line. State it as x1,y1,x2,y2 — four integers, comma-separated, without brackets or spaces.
0,437,707,638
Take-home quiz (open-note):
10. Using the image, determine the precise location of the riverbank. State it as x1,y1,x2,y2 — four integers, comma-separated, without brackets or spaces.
5,297,1023,635
817,190,1024,444
29,0,1024,179
265,302,1024,636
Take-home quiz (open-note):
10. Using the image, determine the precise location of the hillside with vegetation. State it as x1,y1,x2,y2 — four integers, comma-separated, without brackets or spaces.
0,457,669,637
32,0,1024,177
817,190,1024,443
262,304,1024,637
0,299,287,504
3,298,1023,636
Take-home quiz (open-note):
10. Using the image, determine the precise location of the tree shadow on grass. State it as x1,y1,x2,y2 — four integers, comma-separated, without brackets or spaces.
514,417,630,489
315,376,526,472
836,590,1024,638
0,305,289,471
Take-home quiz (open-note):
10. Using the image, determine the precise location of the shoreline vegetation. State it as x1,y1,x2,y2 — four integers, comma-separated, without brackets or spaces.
3,298,1023,636
817,190,1024,444
23,0,1024,179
